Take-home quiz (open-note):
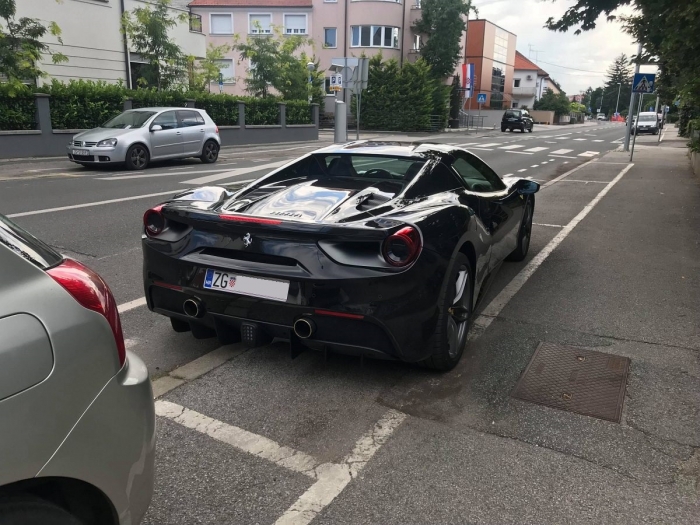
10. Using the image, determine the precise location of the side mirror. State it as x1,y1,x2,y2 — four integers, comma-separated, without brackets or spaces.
150,124,163,132
516,179,540,195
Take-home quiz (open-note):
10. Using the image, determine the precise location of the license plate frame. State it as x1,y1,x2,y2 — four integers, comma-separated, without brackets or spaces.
203,268,289,302
72,149,90,156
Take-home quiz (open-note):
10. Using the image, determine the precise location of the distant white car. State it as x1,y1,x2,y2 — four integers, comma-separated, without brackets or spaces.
596,113,606,121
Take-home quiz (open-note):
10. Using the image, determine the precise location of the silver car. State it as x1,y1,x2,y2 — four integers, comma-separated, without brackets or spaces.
0,215,155,524
68,107,221,170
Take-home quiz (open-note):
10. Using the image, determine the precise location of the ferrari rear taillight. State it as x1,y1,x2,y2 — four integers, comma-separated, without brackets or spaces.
144,205,165,236
382,226,422,267
47,258,126,367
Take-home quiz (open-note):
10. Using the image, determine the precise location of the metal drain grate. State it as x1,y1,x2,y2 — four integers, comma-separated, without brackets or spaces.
512,342,630,422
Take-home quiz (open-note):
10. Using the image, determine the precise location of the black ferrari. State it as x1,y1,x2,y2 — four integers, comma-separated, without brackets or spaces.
142,141,539,370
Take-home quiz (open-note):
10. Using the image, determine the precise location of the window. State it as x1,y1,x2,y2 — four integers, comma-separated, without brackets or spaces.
405,162,461,198
351,26,400,48
284,14,307,35
413,34,422,51
190,13,202,33
102,111,155,129
324,27,337,48
325,78,333,95
514,78,521,88
210,13,233,35
491,62,506,109
512,102,518,108
493,27,508,64
178,111,205,127
451,153,505,193
213,59,234,83
249,13,272,34
152,111,178,131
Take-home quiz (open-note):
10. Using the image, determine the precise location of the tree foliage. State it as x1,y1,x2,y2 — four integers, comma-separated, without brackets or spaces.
122,0,188,91
413,0,474,79
0,0,67,94
598,53,633,115
188,43,232,93
534,89,572,116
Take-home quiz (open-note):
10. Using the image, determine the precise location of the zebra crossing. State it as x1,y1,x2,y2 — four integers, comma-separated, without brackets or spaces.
453,142,600,158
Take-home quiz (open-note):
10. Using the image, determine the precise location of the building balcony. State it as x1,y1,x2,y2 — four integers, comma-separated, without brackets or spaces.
512,86,537,96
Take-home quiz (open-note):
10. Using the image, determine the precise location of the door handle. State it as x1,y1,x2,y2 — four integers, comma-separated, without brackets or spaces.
200,129,205,132
176,132,181,135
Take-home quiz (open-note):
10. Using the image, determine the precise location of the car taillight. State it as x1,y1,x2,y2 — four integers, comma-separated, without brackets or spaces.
382,226,421,267
144,205,165,236
215,125,219,134
47,258,126,367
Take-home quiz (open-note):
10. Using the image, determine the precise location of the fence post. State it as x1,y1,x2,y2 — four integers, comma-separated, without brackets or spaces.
123,98,133,111
238,102,246,129
34,93,52,135
186,99,196,108
278,102,286,128
311,103,320,128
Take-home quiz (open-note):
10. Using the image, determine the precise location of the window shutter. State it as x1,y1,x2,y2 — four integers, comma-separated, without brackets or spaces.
285,14,306,34
210,14,232,34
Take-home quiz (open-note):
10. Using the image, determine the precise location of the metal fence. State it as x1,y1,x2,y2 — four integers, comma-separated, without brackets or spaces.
458,111,486,131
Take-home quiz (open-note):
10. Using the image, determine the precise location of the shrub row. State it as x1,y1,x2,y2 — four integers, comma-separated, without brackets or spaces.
0,80,312,130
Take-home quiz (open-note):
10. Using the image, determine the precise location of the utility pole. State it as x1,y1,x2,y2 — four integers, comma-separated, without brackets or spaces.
615,82,622,115
623,43,642,152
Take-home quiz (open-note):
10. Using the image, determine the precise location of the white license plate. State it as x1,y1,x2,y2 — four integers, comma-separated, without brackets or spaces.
72,149,89,156
203,268,289,302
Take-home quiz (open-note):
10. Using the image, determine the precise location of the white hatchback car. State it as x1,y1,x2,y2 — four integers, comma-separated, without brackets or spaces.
68,107,221,170
0,215,155,524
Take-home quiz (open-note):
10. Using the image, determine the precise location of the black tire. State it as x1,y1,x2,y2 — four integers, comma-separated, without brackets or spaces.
125,144,149,170
501,126,507,132
506,199,533,262
200,140,219,164
520,124,526,132
0,495,82,525
170,317,191,333
421,252,473,372
528,124,533,133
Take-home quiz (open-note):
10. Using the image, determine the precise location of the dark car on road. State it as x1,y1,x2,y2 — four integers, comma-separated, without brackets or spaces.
502,109,534,133
141,141,539,371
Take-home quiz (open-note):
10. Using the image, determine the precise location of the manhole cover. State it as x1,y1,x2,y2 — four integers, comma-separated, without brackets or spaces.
512,342,630,422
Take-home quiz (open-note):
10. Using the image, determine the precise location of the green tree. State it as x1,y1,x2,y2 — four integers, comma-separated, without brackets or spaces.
580,86,594,111
122,0,188,91
534,89,571,116
601,53,632,115
188,43,231,93
0,0,67,94
413,0,475,79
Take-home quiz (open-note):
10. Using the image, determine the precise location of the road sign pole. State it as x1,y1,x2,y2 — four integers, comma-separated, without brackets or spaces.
623,43,643,152
630,94,643,162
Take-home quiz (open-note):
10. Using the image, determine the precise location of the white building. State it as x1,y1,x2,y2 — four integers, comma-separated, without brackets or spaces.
12,0,205,87
511,51,549,109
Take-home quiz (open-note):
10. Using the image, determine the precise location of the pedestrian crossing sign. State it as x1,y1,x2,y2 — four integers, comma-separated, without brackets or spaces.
632,73,655,94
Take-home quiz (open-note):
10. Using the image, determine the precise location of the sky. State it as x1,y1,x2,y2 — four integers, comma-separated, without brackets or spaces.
474,0,658,95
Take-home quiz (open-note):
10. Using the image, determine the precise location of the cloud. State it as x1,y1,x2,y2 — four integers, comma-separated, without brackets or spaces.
474,0,656,94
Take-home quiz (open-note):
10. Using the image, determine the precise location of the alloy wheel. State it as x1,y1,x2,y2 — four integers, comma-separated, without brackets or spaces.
521,203,532,254
131,146,146,168
204,142,218,162
447,266,470,358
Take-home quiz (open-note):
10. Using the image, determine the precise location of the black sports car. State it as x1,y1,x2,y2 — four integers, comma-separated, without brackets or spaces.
142,141,539,370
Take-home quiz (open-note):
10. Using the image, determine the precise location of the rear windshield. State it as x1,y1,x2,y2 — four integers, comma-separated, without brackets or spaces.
505,110,520,118
275,154,427,181
0,215,63,269
102,111,156,129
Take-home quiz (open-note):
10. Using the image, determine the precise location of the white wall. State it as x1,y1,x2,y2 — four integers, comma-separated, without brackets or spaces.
512,68,537,108
14,0,126,85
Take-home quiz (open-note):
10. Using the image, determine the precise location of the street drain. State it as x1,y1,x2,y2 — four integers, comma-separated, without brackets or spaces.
511,342,630,422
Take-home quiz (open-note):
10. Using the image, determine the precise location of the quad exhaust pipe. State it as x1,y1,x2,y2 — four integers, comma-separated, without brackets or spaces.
293,317,315,339
183,298,203,318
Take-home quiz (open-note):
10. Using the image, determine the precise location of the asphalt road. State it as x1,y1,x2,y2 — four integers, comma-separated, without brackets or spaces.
2,122,698,524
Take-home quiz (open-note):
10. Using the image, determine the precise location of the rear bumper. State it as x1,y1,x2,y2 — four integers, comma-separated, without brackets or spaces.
143,242,448,362
38,351,155,525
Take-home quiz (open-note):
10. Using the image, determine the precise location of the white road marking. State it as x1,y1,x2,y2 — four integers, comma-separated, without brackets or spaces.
182,160,289,184
523,147,548,153
98,168,235,181
503,173,514,176
275,410,407,525
498,145,524,150
530,165,540,168
155,400,324,478
469,163,633,338
560,179,608,184
468,148,494,151
573,138,587,141
592,140,605,142
548,154,578,159
456,142,480,147
533,223,563,228
7,190,178,218
118,297,147,313
541,158,597,188
505,151,533,155
476,143,501,148
517,168,528,172
545,141,557,144
537,135,553,138
578,151,600,157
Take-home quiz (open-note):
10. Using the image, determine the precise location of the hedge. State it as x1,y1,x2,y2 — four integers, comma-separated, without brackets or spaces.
0,85,35,130
0,80,311,130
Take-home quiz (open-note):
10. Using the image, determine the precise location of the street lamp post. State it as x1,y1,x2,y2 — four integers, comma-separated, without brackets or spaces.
614,82,622,116
307,62,315,104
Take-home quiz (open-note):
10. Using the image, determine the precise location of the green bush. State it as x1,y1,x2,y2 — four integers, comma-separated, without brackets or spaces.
38,79,125,129
285,101,312,124
130,88,187,109
194,93,239,125
244,98,280,125
0,84,36,130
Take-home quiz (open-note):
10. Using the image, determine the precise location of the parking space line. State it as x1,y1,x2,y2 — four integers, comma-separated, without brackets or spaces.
559,179,609,184
505,150,533,155
469,163,634,339
275,409,407,525
155,400,324,478
118,297,147,313
533,223,564,228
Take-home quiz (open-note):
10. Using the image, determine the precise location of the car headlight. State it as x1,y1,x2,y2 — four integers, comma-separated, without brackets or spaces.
97,138,118,147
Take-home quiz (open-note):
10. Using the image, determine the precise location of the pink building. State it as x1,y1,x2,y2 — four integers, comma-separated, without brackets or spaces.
189,0,428,99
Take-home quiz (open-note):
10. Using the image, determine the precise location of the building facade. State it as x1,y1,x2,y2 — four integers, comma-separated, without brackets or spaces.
13,0,205,88
512,51,549,109
463,19,516,110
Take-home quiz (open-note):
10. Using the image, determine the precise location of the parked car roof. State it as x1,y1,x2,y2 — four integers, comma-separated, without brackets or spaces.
125,107,204,112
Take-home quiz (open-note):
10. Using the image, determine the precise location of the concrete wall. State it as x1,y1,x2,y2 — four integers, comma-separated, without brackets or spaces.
0,95,319,159
690,150,700,179
530,110,555,125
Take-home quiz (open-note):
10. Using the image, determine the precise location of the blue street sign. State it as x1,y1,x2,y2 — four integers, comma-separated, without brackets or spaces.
477,93,487,104
632,73,655,94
